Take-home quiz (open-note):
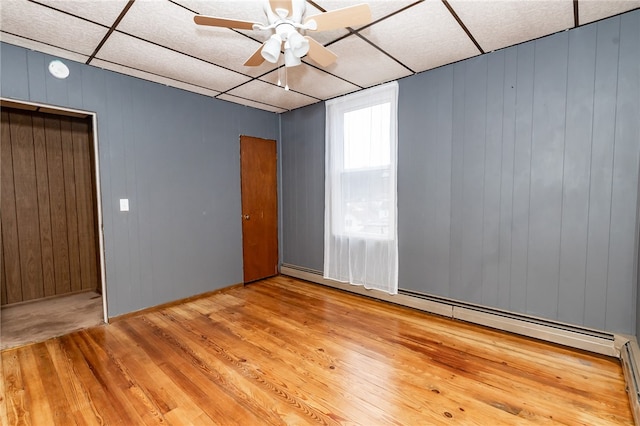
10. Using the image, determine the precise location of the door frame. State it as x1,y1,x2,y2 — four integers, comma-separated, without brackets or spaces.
239,135,279,283
1,97,109,323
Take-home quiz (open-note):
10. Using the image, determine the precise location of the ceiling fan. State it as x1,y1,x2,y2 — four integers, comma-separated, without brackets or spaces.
194,0,372,68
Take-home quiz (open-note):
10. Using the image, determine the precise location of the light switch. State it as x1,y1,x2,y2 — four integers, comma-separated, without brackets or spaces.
119,198,129,212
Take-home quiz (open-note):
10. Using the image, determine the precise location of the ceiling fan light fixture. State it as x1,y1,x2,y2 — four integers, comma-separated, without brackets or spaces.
288,31,309,58
261,34,282,63
284,48,301,67
194,1,373,68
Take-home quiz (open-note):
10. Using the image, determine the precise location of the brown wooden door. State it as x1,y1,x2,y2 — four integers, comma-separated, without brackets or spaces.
1,107,100,305
240,135,278,283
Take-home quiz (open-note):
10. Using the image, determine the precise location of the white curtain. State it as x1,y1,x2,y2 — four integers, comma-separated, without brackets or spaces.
324,82,399,294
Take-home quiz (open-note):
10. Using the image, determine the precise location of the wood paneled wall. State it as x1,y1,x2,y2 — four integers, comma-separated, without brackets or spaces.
280,10,640,335
1,107,99,305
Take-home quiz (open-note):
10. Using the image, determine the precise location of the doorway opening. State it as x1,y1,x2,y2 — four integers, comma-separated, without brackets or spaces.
0,99,107,349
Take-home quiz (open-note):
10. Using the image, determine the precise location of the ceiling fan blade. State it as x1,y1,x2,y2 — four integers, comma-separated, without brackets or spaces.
244,44,266,67
194,15,258,30
269,0,292,15
304,36,337,67
304,4,371,32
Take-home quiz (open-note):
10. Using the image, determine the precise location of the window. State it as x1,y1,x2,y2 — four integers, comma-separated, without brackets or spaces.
324,82,398,294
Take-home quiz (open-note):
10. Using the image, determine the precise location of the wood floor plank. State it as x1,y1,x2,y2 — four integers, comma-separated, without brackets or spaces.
1,276,633,425
44,339,105,426
2,349,28,425
16,346,56,425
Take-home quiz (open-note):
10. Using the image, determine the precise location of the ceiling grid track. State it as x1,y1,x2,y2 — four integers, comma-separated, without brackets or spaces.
441,0,484,55
86,0,135,64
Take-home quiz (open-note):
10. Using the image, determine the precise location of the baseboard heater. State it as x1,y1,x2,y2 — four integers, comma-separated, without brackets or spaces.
281,263,638,424
279,264,617,356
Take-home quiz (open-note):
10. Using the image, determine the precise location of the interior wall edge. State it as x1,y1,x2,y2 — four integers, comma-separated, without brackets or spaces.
280,264,619,358
620,338,640,425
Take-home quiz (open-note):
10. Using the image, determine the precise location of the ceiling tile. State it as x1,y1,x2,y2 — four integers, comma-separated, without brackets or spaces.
94,31,251,92
227,79,319,110
312,0,419,23
35,0,130,26
359,1,480,73
260,63,360,100
173,0,272,41
91,59,221,98
0,0,108,56
0,33,89,63
118,0,277,77
303,1,419,45
321,35,412,88
579,0,640,25
173,0,267,24
217,93,288,113
449,0,574,53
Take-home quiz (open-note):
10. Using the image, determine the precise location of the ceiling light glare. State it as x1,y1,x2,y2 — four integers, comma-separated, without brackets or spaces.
48,59,70,79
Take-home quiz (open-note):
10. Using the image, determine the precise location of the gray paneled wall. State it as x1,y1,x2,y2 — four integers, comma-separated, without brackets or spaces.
281,10,640,335
281,103,326,271
1,43,279,317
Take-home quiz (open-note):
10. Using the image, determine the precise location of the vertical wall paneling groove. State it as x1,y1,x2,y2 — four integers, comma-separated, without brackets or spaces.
421,70,439,296
32,114,56,298
0,225,5,304
61,117,82,293
584,18,619,331
461,56,487,305
526,33,568,319
433,67,453,297
72,118,99,292
497,48,517,311
1,110,23,304
280,10,640,335
45,115,72,296
11,110,45,301
606,10,640,333
558,25,596,326
510,41,535,314
482,51,505,308
449,63,466,301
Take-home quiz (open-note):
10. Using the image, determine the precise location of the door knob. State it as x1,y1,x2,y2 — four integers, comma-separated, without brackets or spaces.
244,214,250,220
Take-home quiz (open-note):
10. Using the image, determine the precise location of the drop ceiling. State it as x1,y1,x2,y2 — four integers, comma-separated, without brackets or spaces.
1,0,638,113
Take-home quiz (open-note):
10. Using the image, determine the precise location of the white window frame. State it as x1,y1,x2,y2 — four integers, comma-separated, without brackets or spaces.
324,82,399,294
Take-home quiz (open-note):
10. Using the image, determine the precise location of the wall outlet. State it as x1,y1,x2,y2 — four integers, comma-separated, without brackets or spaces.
120,198,129,212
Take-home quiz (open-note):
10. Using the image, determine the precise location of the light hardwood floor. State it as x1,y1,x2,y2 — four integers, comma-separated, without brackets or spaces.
0,276,633,425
